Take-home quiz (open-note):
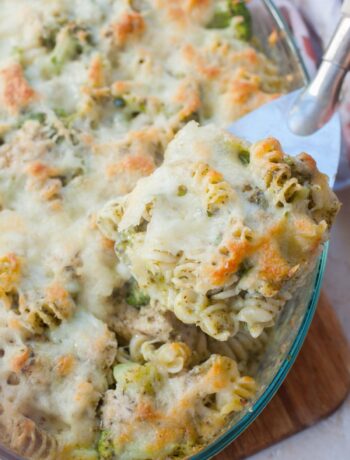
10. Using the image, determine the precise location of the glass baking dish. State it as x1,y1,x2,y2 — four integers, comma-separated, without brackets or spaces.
0,1,326,460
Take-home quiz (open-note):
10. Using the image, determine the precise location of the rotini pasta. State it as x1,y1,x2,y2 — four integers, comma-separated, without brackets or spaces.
98,122,339,343
207,330,270,369
128,335,192,373
0,253,21,296
0,1,340,459
2,416,58,460
0,308,117,459
191,162,233,215
21,298,76,333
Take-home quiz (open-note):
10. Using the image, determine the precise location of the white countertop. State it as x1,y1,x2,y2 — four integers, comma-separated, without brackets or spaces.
249,186,350,460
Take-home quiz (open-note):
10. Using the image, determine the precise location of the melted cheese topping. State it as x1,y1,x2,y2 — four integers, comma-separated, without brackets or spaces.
99,122,339,340
102,355,256,460
0,307,117,459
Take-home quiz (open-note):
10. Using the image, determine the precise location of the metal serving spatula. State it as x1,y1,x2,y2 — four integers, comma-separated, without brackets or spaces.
229,0,350,187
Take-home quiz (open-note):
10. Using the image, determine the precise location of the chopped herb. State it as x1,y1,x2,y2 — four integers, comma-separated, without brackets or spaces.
8,289,19,314
28,112,47,124
248,187,268,209
114,97,126,108
236,260,252,278
42,27,82,77
177,185,187,197
54,108,69,118
130,111,141,119
40,26,60,50
284,156,294,167
180,110,200,124
238,148,250,165
54,108,77,127
17,112,46,128
285,156,313,185
126,278,150,307
114,95,146,120
12,47,25,66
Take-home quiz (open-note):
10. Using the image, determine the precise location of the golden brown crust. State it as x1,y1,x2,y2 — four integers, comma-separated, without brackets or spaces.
0,64,37,114
1,415,58,460
11,347,31,373
88,55,106,88
56,354,76,377
112,11,146,46
0,253,21,295
106,154,155,178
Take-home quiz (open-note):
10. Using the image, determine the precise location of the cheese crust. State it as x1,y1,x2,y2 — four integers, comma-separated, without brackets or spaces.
98,122,339,342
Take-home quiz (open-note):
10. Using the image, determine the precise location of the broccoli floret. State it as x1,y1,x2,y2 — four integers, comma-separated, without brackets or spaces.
40,25,60,50
230,1,252,41
238,148,250,165
125,279,150,307
42,27,82,77
113,362,162,395
113,362,140,383
206,10,232,29
50,29,81,71
97,431,114,460
177,185,188,197
54,108,78,128
17,112,47,128
206,1,252,41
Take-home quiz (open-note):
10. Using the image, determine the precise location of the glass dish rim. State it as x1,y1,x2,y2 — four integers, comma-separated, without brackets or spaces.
191,2,319,458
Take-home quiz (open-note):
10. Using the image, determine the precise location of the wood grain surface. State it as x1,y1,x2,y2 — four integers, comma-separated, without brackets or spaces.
215,292,350,460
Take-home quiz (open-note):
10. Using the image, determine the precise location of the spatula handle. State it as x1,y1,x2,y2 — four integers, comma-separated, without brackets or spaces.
288,3,350,136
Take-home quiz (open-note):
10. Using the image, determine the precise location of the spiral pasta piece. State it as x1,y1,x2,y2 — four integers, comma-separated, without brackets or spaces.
0,253,21,296
99,122,339,342
97,198,126,241
191,162,233,214
5,416,58,460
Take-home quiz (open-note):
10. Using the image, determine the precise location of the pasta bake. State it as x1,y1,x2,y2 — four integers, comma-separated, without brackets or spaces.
0,0,339,459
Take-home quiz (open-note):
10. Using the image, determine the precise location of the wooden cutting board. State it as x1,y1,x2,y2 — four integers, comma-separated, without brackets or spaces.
216,292,350,460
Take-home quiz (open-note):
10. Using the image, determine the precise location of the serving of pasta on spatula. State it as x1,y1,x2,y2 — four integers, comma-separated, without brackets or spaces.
98,122,339,341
